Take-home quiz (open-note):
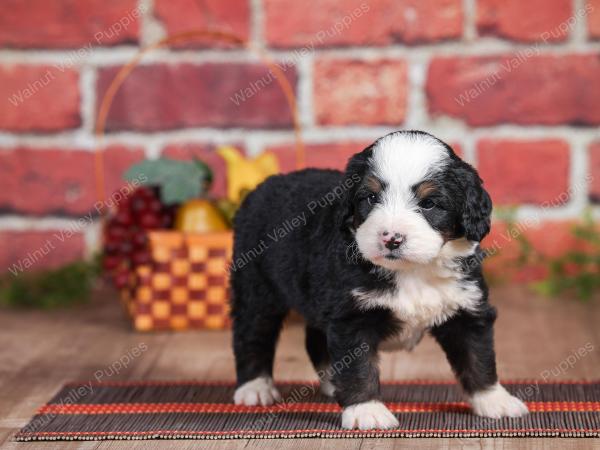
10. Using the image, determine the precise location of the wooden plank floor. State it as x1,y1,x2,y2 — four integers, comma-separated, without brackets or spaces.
1,284,599,449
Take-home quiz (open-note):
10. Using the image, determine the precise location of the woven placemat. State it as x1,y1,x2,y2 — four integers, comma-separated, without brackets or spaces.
15,380,600,440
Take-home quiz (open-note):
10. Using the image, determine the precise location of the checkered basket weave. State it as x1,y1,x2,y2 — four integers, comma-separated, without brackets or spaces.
120,230,233,331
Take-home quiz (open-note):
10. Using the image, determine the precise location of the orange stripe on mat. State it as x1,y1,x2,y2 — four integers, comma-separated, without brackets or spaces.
37,401,600,415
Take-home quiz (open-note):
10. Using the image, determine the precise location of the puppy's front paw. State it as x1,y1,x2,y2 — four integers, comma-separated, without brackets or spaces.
341,401,399,430
470,383,529,419
233,376,281,406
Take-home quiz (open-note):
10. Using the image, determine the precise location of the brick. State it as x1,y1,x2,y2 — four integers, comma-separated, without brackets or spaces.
162,144,243,198
264,0,462,48
314,59,407,125
97,64,297,131
0,230,86,276
477,0,572,42
590,141,600,202
154,0,249,48
268,142,372,173
477,139,570,206
589,0,600,39
427,55,600,126
0,65,80,132
0,146,144,216
0,0,140,48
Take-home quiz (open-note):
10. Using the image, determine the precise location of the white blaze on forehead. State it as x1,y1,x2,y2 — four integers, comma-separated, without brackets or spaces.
370,133,450,199
353,132,453,267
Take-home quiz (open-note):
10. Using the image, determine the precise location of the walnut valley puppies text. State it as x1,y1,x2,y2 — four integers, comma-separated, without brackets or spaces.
229,173,360,272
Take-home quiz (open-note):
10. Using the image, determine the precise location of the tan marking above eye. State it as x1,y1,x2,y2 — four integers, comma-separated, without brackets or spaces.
365,175,383,193
415,181,437,199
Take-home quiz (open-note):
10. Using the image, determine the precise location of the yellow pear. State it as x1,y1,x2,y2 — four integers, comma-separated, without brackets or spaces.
174,199,229,233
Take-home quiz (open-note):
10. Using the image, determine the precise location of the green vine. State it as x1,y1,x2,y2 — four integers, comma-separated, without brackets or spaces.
531,211,600,301
0,257,100,309
489,208,599,301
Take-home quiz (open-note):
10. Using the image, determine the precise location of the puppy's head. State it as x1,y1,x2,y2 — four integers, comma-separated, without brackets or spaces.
340,131,492,269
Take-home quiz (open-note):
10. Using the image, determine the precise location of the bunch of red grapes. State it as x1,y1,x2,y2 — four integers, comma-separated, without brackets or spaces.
103,186,176,289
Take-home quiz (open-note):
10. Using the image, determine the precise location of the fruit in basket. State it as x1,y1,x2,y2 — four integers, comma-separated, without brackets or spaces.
174,199,229,233
124,156,236,233
103,186,175,289
216,146,279,203
124,158,212,205
106,151,272,287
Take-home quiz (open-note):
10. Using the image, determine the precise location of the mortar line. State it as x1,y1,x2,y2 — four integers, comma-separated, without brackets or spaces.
2,40,600,65
250,0,266,51
463,0,478,42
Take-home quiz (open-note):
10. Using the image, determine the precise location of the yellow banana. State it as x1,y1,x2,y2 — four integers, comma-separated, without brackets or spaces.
217,146,279,203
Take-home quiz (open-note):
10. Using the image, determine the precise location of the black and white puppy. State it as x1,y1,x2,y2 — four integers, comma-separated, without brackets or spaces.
230,130,528,430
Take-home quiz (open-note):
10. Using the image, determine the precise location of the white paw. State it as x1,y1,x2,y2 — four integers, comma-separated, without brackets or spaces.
342,401,399,430
469,383,529,419
233,376,281,406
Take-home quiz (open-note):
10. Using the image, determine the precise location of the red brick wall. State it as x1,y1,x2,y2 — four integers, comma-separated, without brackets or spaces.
0,0,599,274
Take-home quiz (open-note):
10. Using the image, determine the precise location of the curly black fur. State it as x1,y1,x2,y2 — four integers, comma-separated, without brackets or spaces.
230,131,499,409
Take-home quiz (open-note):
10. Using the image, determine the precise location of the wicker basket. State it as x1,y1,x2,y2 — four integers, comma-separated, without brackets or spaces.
97,37,303,332
121,230,233,331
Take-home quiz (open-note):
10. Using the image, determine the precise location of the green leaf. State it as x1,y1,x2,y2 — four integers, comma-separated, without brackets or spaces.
193,158,213,187
161,177,201,205
124,158,211,204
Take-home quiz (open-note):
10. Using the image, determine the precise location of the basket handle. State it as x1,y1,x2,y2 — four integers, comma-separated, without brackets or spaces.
94,29,305,207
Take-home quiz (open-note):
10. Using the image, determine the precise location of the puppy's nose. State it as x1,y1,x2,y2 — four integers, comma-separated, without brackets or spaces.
382,232,405,250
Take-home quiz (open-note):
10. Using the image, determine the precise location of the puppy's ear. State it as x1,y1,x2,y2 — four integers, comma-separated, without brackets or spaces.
338,145,373,232
458,162,492,242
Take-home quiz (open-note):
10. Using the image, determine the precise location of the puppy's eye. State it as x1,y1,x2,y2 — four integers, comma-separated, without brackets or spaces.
367,193,378,205
419,198,436,210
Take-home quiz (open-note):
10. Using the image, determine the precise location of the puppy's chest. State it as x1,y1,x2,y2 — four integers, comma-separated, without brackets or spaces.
353,268,481,352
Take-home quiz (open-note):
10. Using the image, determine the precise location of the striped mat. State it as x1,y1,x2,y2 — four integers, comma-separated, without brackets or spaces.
15,380,600,440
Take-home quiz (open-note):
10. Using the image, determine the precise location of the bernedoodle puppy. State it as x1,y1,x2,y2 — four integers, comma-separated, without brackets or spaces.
230,130,528,430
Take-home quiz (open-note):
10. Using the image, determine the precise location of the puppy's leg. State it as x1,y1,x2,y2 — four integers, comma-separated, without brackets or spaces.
232,308,287,406
305,326,335,397
431,306,528,419
230,275,288,406
327,322,399,430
